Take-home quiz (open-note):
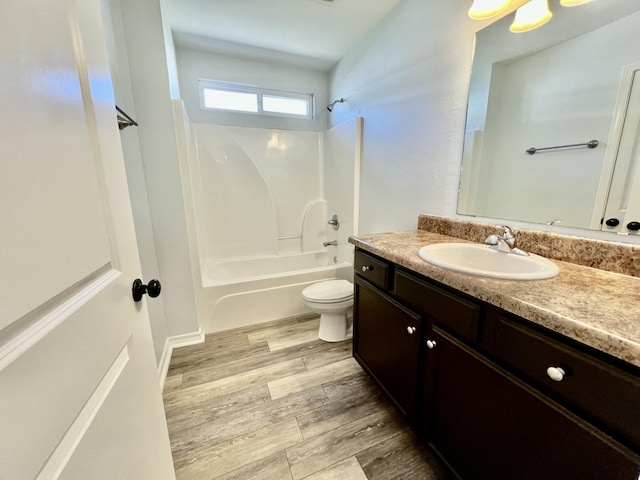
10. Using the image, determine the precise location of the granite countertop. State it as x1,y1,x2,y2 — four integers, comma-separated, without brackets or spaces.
349,230,640,369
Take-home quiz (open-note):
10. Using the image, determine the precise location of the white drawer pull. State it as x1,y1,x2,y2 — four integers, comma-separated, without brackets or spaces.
426,339,437,349
361,265,372,272
546,366,565,382
407,326,416,335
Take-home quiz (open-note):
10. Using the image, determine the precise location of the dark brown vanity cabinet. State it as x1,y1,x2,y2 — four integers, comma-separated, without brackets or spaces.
424,327,640,480
353,275,421,420
482,310,640,453
352,248,640,479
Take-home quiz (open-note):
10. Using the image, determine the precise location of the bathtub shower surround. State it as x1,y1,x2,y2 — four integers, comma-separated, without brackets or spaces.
193,124,321,258
186,120,361,333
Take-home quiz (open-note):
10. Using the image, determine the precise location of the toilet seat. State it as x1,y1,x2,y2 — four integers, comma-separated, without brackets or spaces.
302,279,353,304
302,279,354,342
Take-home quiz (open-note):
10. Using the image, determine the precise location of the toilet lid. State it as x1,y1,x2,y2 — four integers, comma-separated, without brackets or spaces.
302,279,353,303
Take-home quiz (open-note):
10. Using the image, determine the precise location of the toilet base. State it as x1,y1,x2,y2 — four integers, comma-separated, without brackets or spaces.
318,311,353,342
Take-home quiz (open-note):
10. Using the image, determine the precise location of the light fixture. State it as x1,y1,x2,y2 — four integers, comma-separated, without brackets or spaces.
510,0,552,33
468,0,592,33
560,0,590,6
468,0,511,20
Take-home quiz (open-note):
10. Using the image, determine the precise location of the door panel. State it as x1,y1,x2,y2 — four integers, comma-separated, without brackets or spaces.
1,286,131,479
353,276,421,419
601,66,640,234
0,0,175,477
0,0,112,327
58,342,169,480
39,342,132,479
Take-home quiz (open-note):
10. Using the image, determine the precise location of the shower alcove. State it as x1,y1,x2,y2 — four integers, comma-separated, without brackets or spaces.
179,109,362,333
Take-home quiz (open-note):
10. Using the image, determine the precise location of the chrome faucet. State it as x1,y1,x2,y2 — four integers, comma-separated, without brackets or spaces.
485,225,529,256
323,240,338,247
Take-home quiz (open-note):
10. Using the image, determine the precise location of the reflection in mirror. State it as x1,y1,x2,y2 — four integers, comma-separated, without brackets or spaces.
458,1,640,234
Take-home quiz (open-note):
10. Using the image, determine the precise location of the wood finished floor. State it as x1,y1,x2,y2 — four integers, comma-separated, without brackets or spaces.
163,314,453,480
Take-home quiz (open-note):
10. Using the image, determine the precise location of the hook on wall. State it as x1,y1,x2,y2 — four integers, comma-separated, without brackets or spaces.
116,105,138,130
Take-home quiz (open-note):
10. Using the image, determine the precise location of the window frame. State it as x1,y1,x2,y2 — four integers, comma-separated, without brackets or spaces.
198,79,314,119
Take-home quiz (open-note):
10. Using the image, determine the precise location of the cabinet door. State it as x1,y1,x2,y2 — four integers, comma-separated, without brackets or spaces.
424,327,640,480
353,276,422,420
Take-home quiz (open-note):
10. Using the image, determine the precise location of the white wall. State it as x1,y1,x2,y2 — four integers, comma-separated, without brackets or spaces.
329,0,640,244
161,6,181,100
176,47,329,132
328,0,479,234
101,0,170,363
118,0,201,338
323,117,361,267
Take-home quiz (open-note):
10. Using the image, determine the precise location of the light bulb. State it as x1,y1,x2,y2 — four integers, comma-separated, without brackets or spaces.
510,0,552,33
468,0,511,20
560,0,591,6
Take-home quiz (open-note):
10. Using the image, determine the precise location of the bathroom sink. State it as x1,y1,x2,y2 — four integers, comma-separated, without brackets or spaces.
418,243,559,280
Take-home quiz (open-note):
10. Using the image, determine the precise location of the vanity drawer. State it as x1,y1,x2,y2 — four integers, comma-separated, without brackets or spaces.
489,314,640,451
354,250,390,290
393,269,481,343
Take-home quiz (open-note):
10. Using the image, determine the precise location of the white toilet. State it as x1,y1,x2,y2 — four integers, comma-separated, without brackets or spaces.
302,279,354,342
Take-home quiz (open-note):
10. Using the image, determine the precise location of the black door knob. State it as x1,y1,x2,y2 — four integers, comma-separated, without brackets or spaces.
627,221,640,231
605,218,620,227
132,279,162,302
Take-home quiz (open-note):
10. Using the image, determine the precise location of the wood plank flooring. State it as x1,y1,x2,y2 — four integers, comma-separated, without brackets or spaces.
163,314,453,480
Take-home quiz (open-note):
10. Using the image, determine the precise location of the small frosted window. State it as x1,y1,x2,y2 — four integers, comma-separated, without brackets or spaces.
202,89,258,113
263,95,309,116
199,79,313,119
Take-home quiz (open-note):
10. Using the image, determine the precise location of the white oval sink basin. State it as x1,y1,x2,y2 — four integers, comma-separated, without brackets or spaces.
418,243,559,280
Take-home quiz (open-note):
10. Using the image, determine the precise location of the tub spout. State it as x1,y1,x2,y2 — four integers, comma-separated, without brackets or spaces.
323,240,338,247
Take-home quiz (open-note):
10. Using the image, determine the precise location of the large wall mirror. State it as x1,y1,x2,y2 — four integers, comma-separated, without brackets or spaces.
458,0,640,235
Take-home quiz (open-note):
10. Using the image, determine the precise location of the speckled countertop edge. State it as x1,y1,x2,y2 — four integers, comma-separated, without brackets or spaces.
349,230,640,369
418,214,640,277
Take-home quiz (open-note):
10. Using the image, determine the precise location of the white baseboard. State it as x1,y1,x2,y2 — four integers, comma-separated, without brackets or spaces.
158,329,205,388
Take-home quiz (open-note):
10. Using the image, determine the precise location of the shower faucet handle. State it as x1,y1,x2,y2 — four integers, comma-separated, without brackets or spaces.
328,214,340,230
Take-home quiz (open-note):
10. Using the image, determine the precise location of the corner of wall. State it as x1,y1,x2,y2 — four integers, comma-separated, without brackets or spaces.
120,0,200,341
158,329,205,388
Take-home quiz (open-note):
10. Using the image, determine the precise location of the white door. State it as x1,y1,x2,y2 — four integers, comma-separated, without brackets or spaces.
0,0,175,478
602,68,640,235
597,63,640,235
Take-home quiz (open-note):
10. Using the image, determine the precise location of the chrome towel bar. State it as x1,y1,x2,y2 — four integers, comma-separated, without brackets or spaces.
526,139,599,155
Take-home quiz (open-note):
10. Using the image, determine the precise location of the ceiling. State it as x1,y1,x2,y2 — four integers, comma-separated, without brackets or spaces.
161,0,403,71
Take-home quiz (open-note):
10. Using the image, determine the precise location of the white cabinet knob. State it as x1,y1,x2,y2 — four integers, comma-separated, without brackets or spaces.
426,339,437,349
407,326,416,335
361,265,371,272
546,366,565,382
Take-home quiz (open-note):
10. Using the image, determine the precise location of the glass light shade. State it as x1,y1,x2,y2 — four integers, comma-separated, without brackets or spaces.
468,0,511,20
510,0,553,33
560,0,590,6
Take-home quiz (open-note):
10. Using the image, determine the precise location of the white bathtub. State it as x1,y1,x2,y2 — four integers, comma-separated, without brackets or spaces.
204,251,348,286
199,250,353,334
